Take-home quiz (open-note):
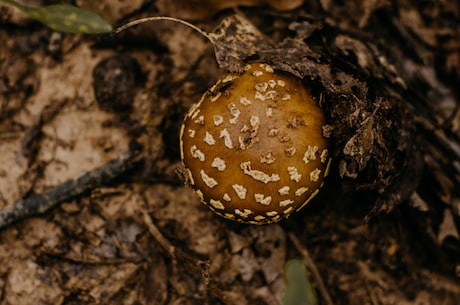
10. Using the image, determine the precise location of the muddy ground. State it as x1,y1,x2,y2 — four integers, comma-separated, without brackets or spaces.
0,1,459,305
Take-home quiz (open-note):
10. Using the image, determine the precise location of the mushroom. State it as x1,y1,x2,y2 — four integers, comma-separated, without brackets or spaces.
156,0,305,20
180,63,331,224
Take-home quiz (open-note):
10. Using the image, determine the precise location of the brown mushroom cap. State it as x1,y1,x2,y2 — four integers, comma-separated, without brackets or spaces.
180,63,330,224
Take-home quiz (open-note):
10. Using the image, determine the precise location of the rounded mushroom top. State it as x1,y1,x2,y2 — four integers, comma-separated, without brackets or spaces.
180,63,330,224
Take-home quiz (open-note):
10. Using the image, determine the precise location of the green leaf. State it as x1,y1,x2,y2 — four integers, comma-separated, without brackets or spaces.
0,0,112,34
281,259,318,305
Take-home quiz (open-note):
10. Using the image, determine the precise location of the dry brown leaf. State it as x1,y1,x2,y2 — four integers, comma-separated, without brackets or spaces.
438,209,460,244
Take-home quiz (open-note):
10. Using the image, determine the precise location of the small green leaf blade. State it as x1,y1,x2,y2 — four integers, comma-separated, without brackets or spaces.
281,259,318,305
26,4,112,34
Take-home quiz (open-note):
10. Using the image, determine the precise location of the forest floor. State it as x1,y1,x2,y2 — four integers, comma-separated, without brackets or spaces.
0,1,459,305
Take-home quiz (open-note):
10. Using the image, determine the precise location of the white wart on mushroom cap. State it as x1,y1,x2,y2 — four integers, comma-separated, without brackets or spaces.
180,63,330,224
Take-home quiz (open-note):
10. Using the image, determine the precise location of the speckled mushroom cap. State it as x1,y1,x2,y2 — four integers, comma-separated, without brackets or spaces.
180,63,330,224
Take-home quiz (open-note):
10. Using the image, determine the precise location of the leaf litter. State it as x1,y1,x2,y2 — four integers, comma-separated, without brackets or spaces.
0,1,459,305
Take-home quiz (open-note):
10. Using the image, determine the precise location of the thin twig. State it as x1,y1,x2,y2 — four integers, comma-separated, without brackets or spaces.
288,232,335,305
139,204,178,258
138,197,236,305
111,16,215,44
0,148,141,229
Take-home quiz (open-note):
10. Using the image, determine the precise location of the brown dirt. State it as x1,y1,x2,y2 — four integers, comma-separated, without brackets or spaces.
0,1,459,305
